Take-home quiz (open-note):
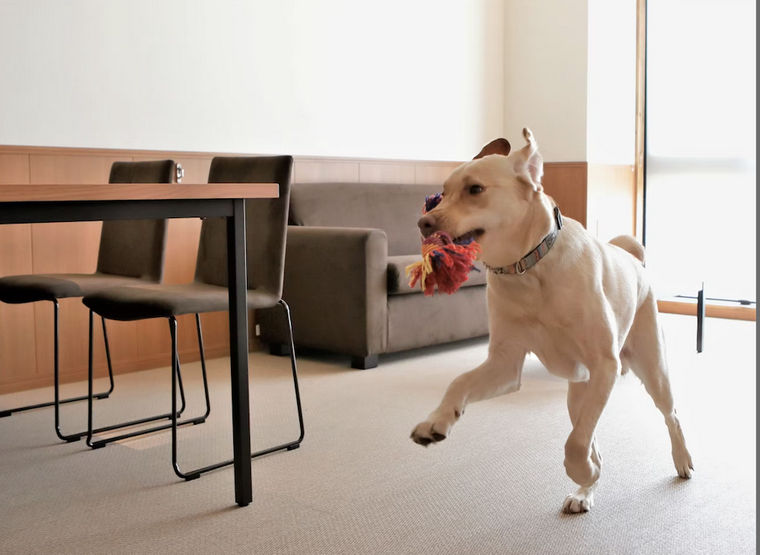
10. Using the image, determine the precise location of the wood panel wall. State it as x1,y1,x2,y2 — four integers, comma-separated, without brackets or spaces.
0,145,591,394
543,162,589,228
0,146,227,394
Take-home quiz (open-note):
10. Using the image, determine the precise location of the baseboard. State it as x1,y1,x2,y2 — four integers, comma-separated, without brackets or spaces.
0,344,232,395
658,299,755,321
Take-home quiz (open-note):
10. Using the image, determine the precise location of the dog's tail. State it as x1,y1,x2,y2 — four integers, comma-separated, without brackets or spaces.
609,235,645,265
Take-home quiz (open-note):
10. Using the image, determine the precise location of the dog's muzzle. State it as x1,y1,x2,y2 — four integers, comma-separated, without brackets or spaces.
418,214,437,238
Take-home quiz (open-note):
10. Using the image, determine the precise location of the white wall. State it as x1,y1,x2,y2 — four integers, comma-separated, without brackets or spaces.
0,0,636,164
0,0,504,161
587,0,636,164
502,0,589,162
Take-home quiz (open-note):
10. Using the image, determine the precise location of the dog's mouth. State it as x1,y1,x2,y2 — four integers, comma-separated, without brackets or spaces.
453,229,485,244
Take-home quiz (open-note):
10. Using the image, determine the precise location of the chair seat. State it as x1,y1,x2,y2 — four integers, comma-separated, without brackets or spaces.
83,282,281,321
0,273,159,304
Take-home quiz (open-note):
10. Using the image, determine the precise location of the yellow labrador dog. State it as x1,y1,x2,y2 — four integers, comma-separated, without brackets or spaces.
410,129,693,513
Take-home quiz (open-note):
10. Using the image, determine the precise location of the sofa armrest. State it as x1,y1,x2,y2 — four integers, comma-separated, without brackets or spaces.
258,226,389,358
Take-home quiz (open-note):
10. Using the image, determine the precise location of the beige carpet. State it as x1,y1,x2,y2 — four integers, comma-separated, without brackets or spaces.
0,314,755,554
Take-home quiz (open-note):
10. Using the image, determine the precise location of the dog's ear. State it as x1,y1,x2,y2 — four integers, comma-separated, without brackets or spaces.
473,138,511,159
513,128,543,192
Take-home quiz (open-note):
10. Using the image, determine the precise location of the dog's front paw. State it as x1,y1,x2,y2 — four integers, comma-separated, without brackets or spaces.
673,447,694,479
410,421,446,446
410,409,460,447
562,488,594,514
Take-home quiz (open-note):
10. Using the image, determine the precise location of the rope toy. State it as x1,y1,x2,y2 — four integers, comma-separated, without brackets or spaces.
405,193,481,296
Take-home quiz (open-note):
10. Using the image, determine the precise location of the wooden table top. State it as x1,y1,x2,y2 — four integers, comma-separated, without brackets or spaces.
0,183,279,202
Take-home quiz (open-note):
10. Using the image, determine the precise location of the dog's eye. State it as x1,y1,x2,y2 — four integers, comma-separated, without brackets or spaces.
469,184,484,195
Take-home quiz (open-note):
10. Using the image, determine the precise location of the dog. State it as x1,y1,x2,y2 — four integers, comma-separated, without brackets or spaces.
410,129,693,513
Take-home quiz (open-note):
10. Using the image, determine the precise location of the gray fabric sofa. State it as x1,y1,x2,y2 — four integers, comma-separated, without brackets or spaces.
257,182,488,369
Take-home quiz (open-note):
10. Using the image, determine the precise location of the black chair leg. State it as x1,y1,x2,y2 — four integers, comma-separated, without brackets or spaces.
86,311,202,449
53,300,80,442
0,301,115,431
171,301,305,481
194,314,212,422
171,315,213,481
99,315,117,397
270,299,305,454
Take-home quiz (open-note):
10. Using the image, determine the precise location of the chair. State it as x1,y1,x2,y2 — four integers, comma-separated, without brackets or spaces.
0,160,176,441
82,155,304,480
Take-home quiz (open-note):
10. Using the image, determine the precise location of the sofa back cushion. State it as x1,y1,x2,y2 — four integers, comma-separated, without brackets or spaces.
289,182,442,256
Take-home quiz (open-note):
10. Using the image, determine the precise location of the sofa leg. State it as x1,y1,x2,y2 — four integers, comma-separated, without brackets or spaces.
351,355,378,370
269,342,291,357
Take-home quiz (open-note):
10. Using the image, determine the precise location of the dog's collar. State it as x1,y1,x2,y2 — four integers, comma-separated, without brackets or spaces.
484,206,563,276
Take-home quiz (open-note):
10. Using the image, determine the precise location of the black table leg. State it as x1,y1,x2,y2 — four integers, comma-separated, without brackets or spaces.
227,199,252,506
696,284,705,353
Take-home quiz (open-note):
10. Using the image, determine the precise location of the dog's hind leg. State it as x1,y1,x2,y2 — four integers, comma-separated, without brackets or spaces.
562,381,603,513
410,346,527,446
625,293,693,479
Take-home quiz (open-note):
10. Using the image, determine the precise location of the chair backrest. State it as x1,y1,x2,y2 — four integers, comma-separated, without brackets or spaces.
194,156,293,298
96,160,175,281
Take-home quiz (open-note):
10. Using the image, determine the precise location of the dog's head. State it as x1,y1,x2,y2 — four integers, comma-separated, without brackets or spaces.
418,128,548,266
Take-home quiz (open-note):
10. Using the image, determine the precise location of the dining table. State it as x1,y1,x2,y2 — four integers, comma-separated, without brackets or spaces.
0,182,279,507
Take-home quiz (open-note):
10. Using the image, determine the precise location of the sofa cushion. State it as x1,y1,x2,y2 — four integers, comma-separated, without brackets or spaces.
387,255,487,296
289,182,443,256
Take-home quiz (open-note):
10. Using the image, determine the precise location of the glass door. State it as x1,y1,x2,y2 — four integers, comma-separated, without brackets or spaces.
645,0,756,304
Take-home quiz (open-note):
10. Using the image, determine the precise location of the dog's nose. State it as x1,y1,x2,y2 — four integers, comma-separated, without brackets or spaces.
418,215,437,238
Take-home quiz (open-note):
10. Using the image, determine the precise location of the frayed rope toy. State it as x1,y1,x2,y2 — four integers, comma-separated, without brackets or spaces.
405,192,481,296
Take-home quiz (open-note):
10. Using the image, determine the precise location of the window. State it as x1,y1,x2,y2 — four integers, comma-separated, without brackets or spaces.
645,0,756,303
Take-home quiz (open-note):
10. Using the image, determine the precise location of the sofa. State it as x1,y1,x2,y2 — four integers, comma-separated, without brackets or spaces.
257,182,488,369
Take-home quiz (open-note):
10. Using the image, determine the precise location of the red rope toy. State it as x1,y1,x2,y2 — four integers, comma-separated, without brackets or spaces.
405,193,481,296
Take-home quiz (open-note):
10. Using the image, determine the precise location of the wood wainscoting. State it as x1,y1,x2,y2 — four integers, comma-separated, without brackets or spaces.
0,145,594,394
